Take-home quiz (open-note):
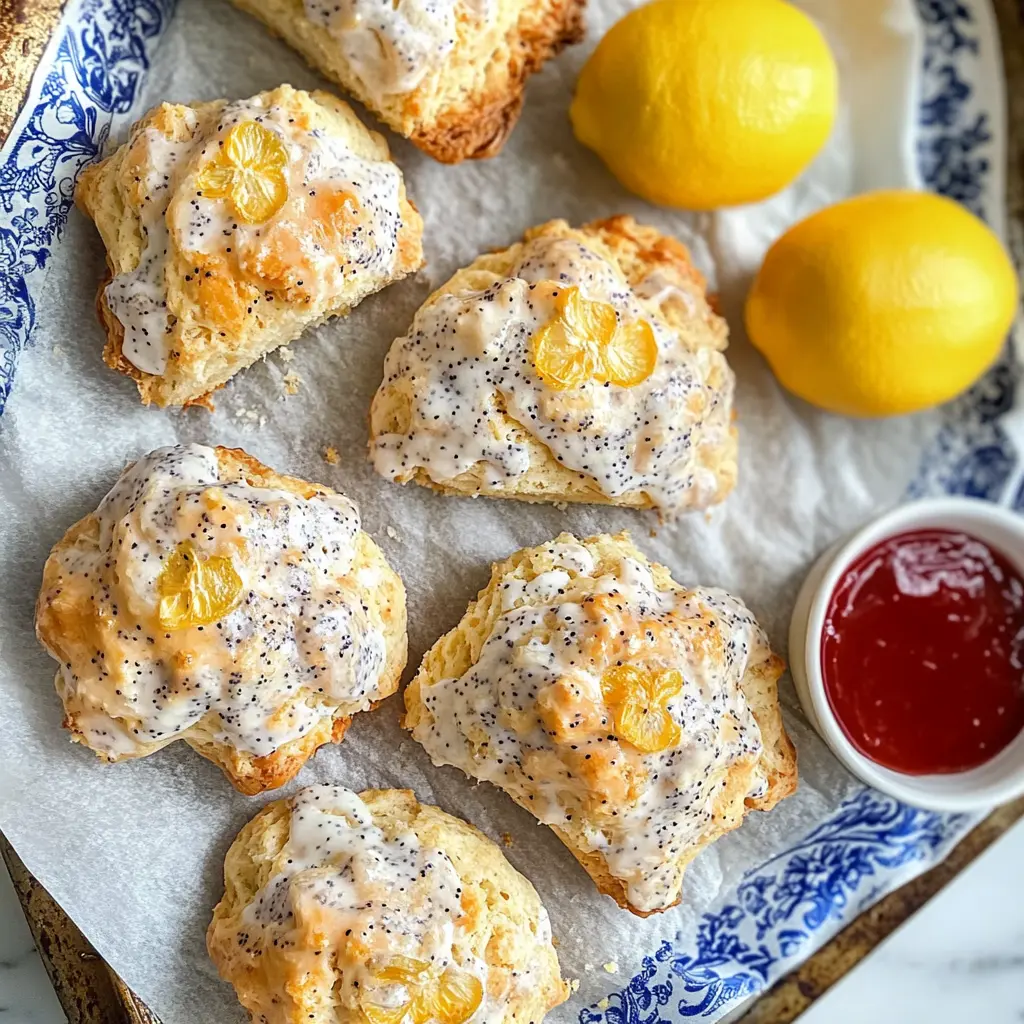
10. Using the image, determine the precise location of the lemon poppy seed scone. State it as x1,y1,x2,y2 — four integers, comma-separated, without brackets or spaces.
226,0,584,162
34,444,407,794
76,85,423,407
404,532,797,916
208,786,570,1024
369,217,737,518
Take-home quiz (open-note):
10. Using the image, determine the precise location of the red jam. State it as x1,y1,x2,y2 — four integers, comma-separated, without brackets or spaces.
821,528,1024,775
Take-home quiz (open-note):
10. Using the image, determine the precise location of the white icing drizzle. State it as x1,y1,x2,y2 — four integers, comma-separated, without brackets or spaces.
240,786,548,1022
43,444,389,758
171,96,402,271
633,268,699,313
245,786,467,1002
409,542,769,913
303,0,485,102
105,94,403,376
370,236,735,516
105,121,197,375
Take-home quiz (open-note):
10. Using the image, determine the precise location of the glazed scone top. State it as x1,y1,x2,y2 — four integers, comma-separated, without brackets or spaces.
35,445,391,760
246,787,471,1016
106,85,406,375
216,786,565,1024
406,536,772,914
304,0,492,105
370,223,735,516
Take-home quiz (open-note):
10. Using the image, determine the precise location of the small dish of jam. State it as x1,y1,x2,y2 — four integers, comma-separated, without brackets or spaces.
790,497,1024,811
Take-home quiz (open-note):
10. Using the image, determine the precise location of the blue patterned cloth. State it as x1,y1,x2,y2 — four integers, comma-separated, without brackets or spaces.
0,2,1017,1022
580,793,971,1022
0,0,174,406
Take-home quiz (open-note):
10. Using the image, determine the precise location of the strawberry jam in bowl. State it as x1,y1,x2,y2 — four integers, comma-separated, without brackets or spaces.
790,498,1024,811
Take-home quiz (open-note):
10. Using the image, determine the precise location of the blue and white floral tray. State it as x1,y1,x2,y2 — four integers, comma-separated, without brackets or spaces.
0,2,1020,1023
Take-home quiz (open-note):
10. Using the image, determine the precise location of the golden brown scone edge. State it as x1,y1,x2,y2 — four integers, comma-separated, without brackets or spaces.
226,0,584,162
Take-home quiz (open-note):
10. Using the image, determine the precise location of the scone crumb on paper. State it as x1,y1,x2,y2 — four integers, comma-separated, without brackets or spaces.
386,525,399,540
323,446,340,465
551,153,573,175
502,831,515,847
283,371,303,395
569,978,580,993
231,404,266,428
597,998,610,1010
603,962,619,974
278,346,294,363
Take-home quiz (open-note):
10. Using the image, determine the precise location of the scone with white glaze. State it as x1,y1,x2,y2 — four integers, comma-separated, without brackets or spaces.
369,217,736,519
35,444,406,794
226,0,583,162
404,532,797,916
76,84,423,407
208,785,570,1024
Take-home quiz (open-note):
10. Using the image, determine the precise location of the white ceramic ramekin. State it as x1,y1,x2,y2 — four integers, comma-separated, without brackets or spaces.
789,496,1024,812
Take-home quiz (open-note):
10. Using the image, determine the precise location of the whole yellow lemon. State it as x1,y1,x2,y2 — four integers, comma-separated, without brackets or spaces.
745,191,1019,417
570,0,838,210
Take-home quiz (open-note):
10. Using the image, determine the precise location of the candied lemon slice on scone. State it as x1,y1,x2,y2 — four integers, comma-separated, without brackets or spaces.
533,285,658,390
195,120,290,224
76,85,423,406
157,540,244,630
35,444,407,794
370,217,737,518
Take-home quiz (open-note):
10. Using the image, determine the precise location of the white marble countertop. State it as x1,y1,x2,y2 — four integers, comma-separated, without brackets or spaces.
2,818,1023,1023
0,865,64,1023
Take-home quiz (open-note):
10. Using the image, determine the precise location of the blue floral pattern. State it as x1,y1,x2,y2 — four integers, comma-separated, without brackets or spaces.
581,793,969,1024
0,2,1016,1022
909,0,1021,502
917,0,991,214
0,0,174,411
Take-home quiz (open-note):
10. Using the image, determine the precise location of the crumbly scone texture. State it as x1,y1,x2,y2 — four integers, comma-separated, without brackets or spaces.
226,0,584,162
208,788,571,1024
35,446,407,795
369,216,737,512
76,85,423,407
404,531,797,916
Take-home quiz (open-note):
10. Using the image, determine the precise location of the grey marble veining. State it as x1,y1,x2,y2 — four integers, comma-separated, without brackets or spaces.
0,864,65,1022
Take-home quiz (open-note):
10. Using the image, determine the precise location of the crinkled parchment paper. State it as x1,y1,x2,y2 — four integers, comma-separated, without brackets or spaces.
0,1,969,1021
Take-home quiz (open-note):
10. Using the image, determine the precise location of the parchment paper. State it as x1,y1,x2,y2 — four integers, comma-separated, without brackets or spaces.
0,1,979,1021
